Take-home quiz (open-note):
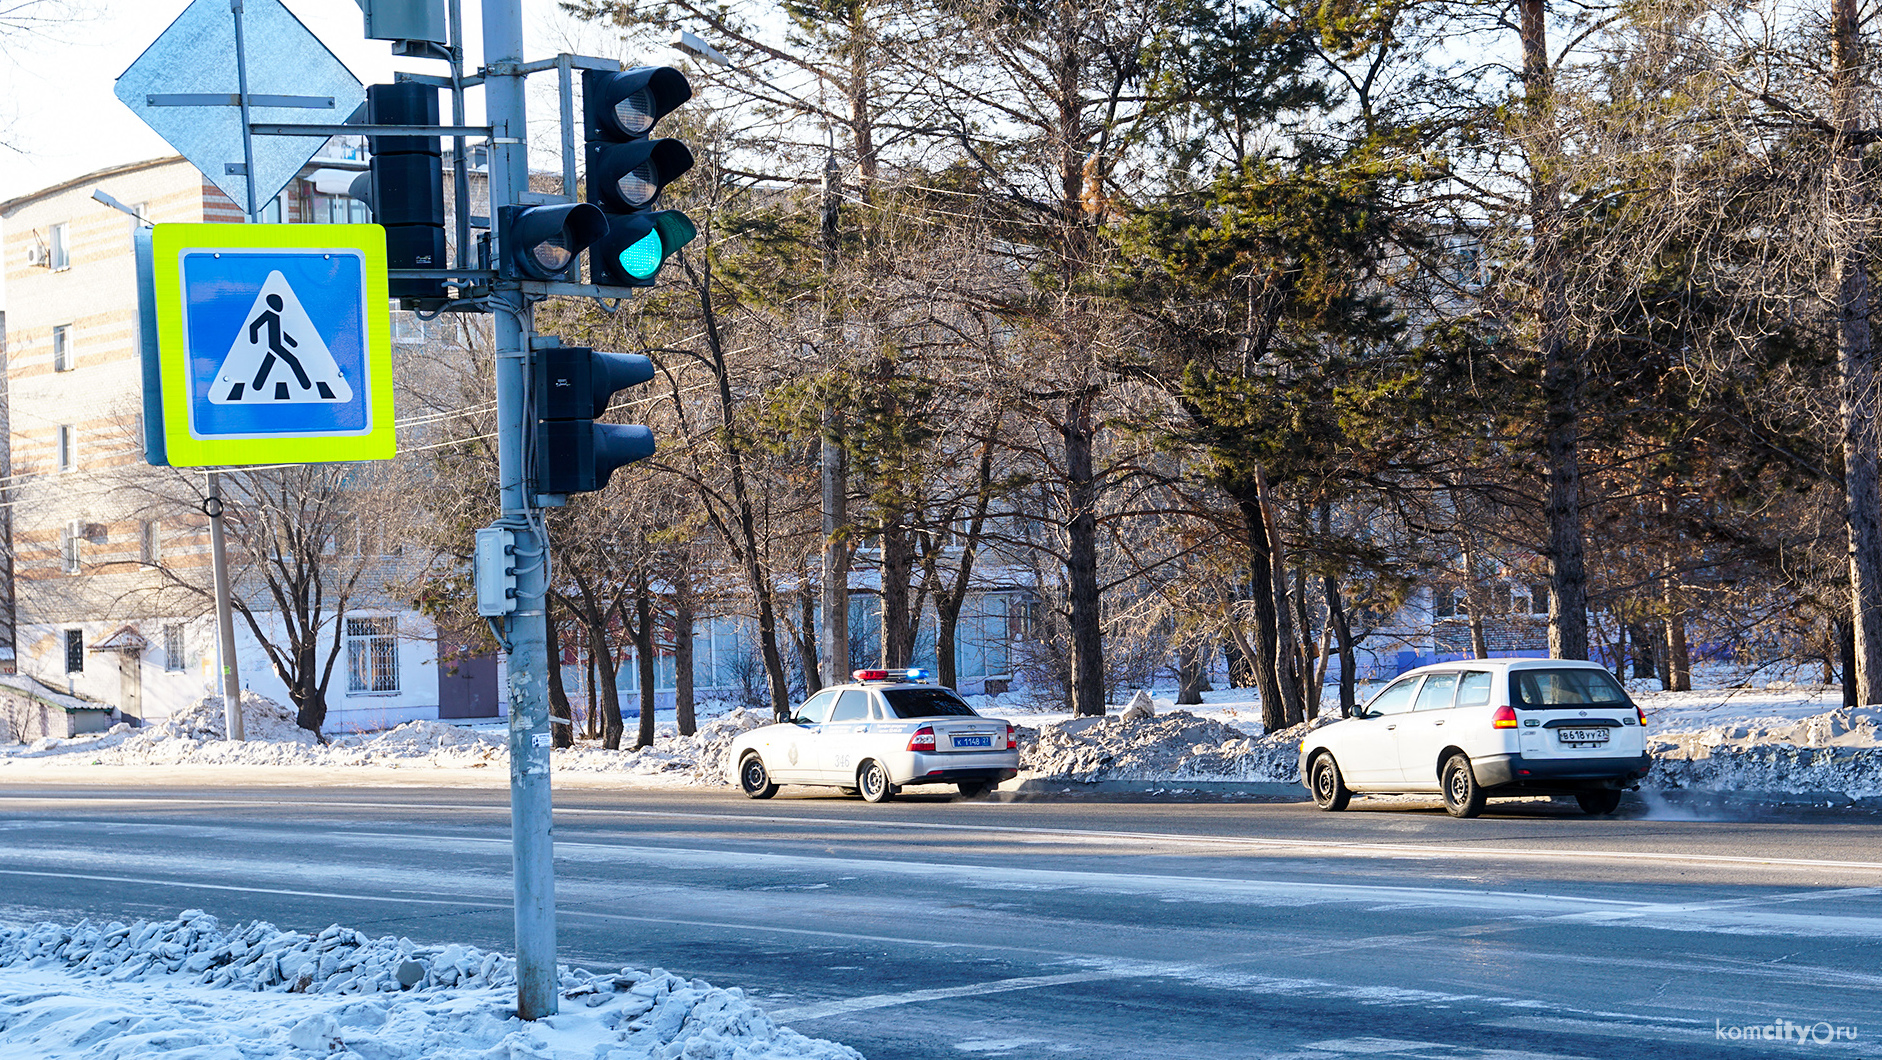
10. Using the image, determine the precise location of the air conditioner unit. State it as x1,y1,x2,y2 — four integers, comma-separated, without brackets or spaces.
25,245,47,267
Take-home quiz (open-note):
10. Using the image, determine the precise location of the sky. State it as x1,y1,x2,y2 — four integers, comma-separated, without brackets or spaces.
0,0,681,309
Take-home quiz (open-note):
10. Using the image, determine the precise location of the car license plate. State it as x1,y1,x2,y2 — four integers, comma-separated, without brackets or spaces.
1557,727,1610,745
953,734,992,748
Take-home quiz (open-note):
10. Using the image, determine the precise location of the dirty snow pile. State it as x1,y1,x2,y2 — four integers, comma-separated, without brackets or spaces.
1019,704,1314,784
0,696,772,783
1646,703,1882,800
0,910,864,1060
551,708,774,784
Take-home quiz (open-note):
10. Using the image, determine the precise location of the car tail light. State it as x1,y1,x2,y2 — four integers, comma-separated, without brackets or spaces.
1492,705,1518,729
1005,723,1016,750
907,725,935,751
1636,705,1647,727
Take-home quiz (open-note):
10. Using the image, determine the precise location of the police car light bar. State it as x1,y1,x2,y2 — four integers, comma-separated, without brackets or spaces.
853,668,929,683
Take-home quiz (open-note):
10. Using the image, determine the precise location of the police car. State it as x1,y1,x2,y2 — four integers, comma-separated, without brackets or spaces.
727,669,1019,802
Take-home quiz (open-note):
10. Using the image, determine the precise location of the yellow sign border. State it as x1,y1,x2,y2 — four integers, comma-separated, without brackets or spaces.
151,223,395,466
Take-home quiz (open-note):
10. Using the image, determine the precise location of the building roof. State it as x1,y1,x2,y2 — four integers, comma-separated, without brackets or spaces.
0,155,190,218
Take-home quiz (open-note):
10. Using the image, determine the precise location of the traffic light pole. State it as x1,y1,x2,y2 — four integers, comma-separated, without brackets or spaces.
482,0,558,1022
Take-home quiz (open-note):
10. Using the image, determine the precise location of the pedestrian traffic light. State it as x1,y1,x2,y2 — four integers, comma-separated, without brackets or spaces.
582,66,696,288
534,346,657,494
359,82,447,302
499,202,606,282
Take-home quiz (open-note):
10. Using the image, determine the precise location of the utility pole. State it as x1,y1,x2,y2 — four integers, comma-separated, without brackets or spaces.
481,0,558,1021
205,474,244,741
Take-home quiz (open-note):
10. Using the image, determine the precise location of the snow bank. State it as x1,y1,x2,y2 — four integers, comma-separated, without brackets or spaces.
1019,708,1314,784
0,695,772,783
0,911,864,1060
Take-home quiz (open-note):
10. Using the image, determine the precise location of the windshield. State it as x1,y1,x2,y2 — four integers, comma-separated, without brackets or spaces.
881,688,978,718
1510,668,1630,708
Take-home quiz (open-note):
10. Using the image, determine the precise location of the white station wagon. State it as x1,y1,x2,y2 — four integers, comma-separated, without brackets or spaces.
728,670,1020,803
1298,658,1651,818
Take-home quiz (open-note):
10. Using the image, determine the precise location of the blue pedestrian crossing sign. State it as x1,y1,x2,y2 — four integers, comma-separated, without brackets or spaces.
143,223,394,466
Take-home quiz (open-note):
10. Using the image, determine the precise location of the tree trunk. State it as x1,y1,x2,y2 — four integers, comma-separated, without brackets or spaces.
1457,523,1491,659
1831,0,1882,705
1520,0,1590,662
634,556,657,750
1325,575,1357,716
881,519,915,667
594,625,623,750
585,631,599,739
1176,643,1206,705
1064,391,1106,716
1628,621,1656,679
797,578,820,699
674,576,696,737
1254,466,1303,726
1234,495,1288,731
936,598,961,689
546,602,573,749
1661,574,1691,692
1838,611,1859,709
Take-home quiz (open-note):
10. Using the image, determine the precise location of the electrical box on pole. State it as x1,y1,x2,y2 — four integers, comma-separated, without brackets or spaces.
356,0,448,48
474,527,518,616
582,66,697,287
533,346,657,494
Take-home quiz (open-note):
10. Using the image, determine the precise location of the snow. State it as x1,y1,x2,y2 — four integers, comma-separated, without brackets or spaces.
5,665,1880,800
0,911,864,1060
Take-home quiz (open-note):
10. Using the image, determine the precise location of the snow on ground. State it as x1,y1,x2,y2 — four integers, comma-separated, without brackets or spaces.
0,911,863,1060
5,664,1881,799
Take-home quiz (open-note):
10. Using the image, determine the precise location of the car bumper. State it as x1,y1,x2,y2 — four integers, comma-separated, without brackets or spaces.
887,750,1019,787
1473,752,1652,789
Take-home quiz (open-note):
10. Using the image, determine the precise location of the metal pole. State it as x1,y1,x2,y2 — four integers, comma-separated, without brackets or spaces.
206,473,244,741
482,0,558,1021
447,0,471,271
230,0,261,222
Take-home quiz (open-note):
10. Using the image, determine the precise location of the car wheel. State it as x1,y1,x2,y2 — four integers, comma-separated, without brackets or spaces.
956,780,993,800
1310,754,1351,812
857,760,895,803
1576,789,1623,815
1441,754,1485,819
737,753,777,800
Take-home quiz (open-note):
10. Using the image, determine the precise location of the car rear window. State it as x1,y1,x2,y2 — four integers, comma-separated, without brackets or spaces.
881,688,978,718
1510,668,1630,707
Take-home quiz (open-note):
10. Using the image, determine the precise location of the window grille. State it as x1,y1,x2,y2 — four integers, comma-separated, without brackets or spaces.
163,624,185,672
52,325,73,371
346,617,400,693
61,520,81,573
64,629,83,672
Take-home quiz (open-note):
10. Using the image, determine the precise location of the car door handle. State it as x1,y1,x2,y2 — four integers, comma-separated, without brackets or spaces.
1434,720,1444,726
1386,724,1396,730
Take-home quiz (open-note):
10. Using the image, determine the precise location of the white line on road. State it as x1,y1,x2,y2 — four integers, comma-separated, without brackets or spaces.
766,972,1111,1022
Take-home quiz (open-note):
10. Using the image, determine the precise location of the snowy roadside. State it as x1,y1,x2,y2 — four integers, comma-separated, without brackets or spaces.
6,674,1881,802
0,911,862,1060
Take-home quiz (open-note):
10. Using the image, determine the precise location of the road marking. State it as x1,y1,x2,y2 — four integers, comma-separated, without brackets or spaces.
766,972,1109,1022
0,868,506,910
5,792,1880,874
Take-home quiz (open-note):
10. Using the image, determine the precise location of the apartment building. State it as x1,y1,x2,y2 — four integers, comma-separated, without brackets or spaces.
0,147,496,733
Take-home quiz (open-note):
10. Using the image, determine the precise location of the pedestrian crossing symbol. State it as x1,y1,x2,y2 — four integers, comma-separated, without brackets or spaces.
211,271,354,405
144,223,394,467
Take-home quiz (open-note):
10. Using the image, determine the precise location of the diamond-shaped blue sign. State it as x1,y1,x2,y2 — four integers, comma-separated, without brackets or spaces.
115,0,365,213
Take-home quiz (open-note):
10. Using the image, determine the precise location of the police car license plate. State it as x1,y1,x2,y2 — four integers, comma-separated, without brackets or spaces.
1557,727,1610,745
953,734,993,748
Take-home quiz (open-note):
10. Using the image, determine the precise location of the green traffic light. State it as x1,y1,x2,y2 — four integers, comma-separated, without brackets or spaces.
619,228,664,279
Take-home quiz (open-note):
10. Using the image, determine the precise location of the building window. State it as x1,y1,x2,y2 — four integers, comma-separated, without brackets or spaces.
64,629,83,673
57,425,75,471
140,520,160,565
61,520,82,573
310,192,370,225
1433,586,1459,619
259,194,285,224
52,325,73,371
1529,583,1551,616
163,624,185,672
48,222,69,269
390,308,426,345
346,616,399,694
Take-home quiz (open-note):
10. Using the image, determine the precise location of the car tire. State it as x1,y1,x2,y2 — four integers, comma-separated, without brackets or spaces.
1310,754,1351,811
956,780,993,800
1576,789,1623,815
738,753,778,800
857,760,896,803
1441,754,1485,819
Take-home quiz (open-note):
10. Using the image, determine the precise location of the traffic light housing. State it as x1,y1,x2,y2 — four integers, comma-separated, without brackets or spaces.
499,202,606,281
534,346,657,493
583,66,696,288
359,82,446,302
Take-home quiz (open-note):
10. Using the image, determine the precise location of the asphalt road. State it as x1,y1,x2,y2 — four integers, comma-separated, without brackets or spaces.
1,781,1879,1059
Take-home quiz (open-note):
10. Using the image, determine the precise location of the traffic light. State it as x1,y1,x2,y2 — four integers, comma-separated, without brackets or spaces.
359,82,447,302
534,346,657,493
582,66,697,288
499,202,606,281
